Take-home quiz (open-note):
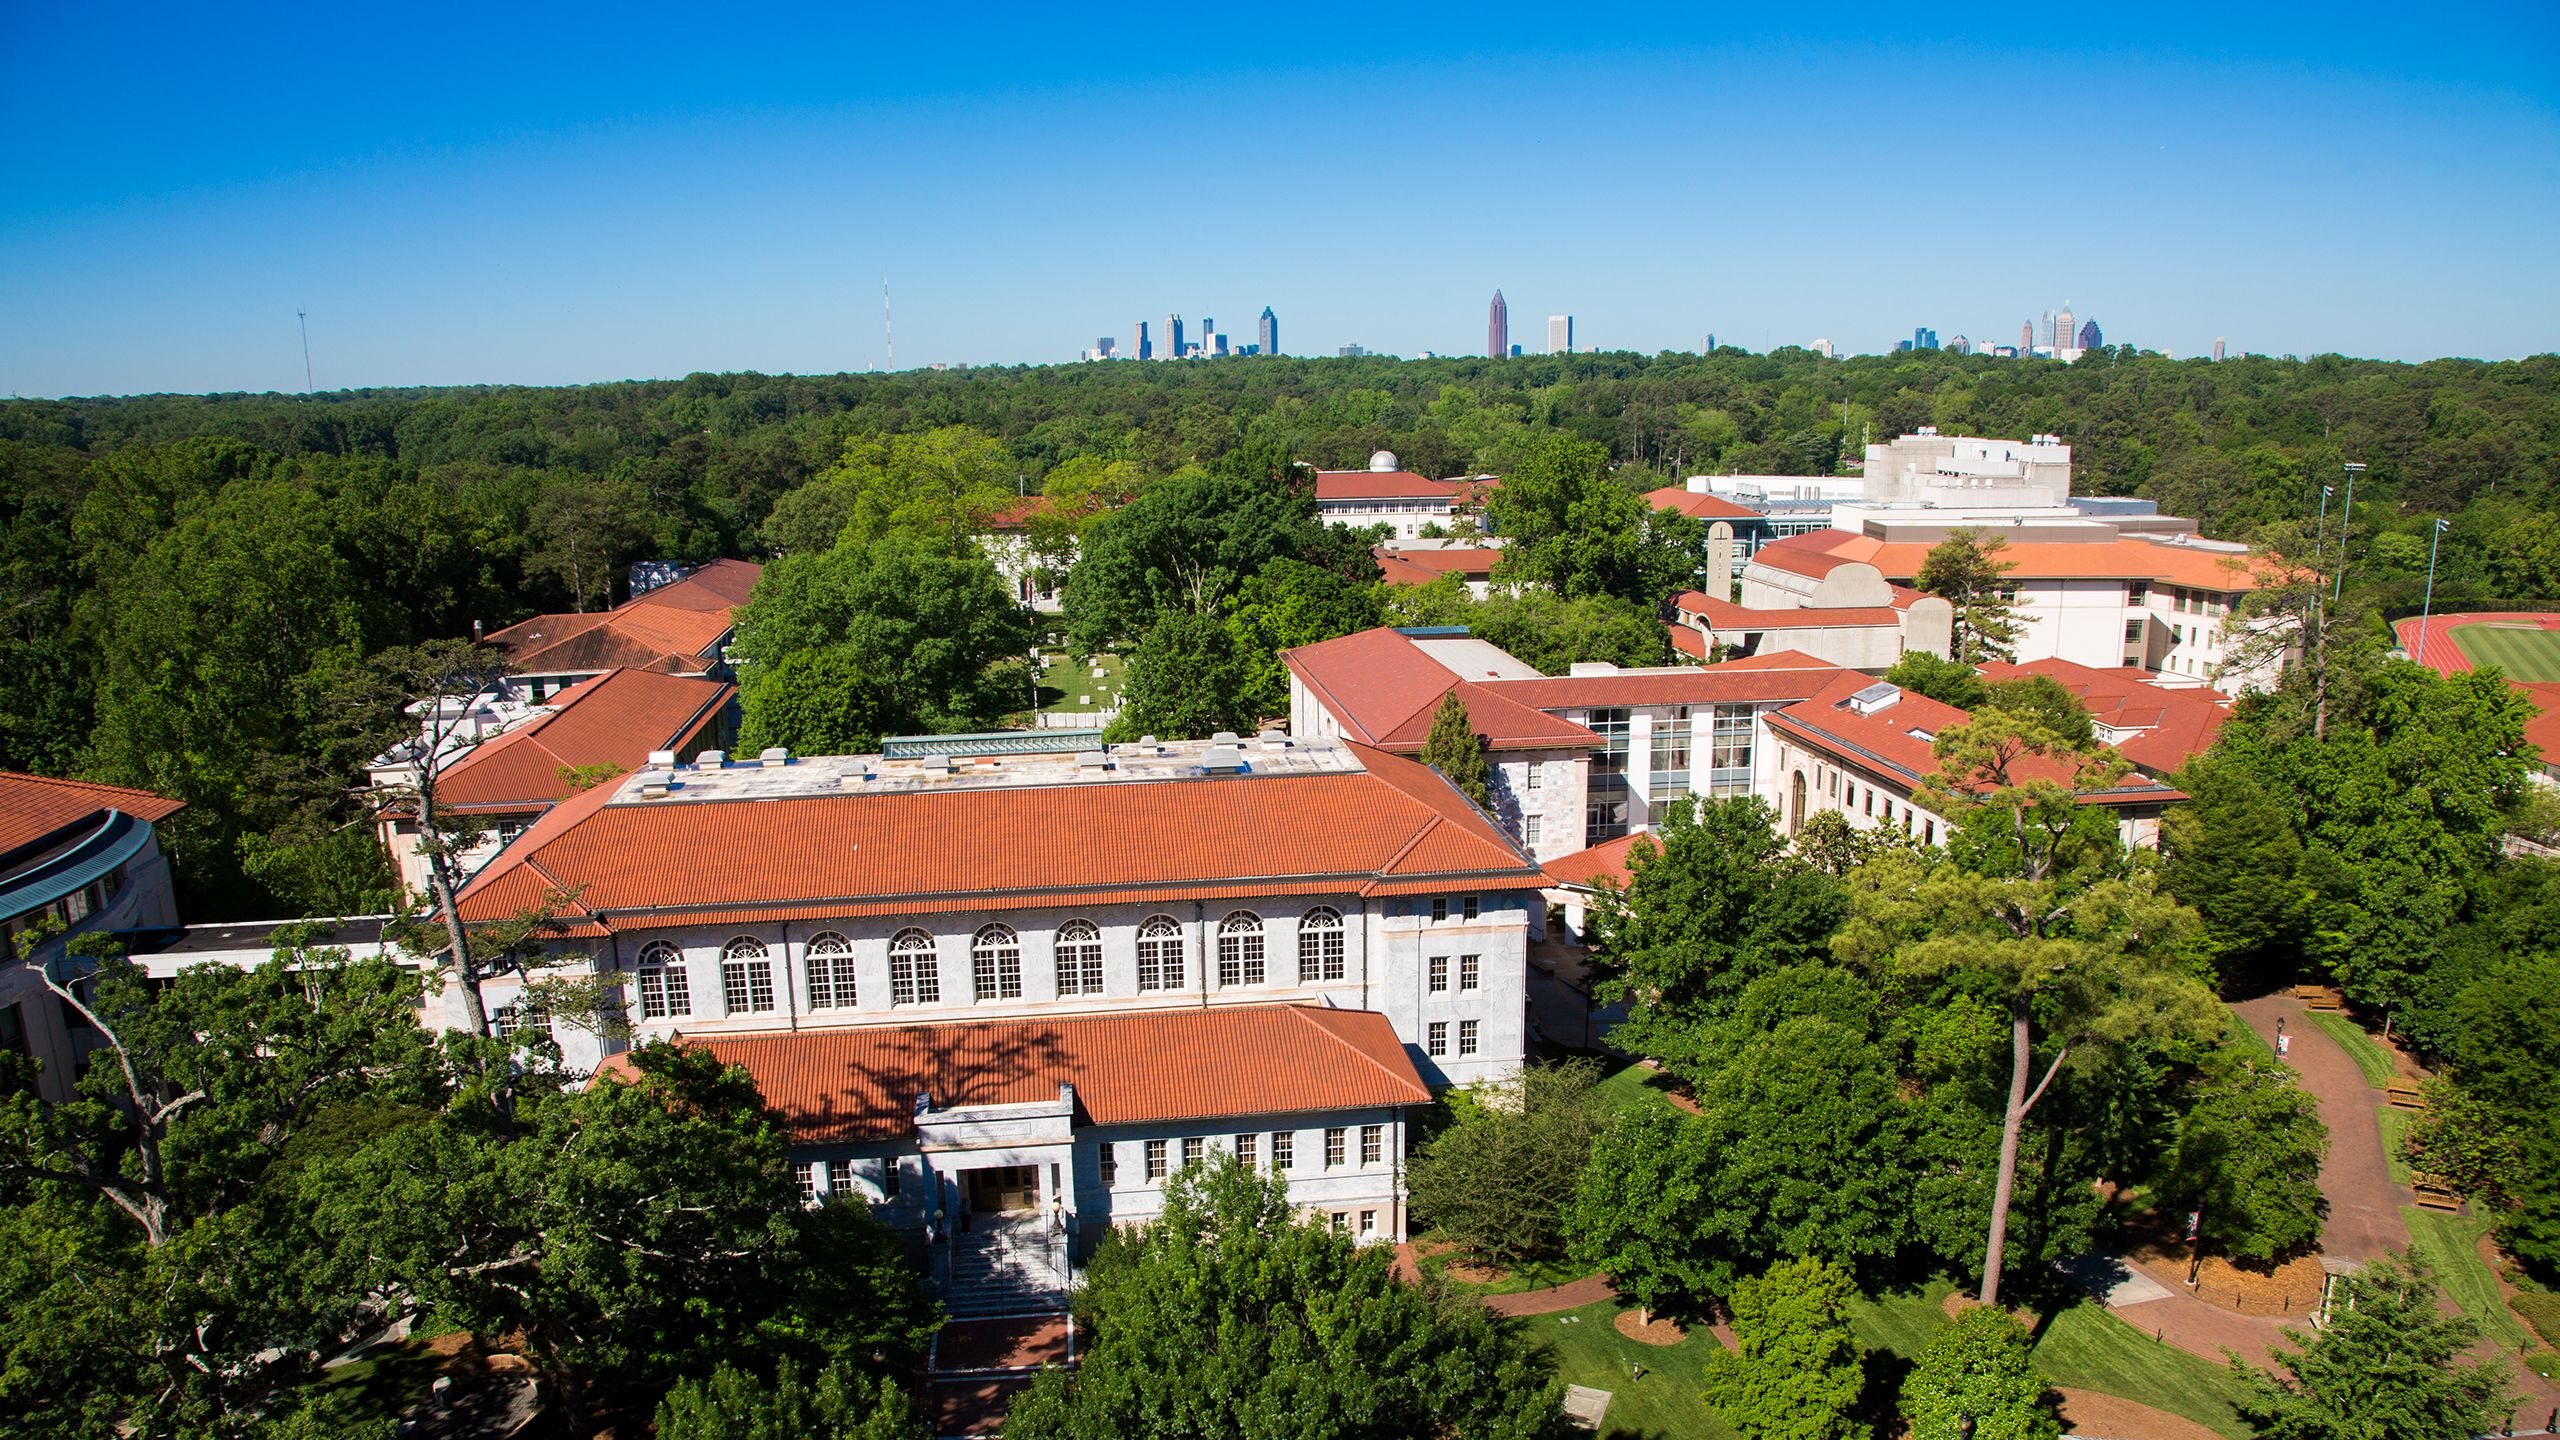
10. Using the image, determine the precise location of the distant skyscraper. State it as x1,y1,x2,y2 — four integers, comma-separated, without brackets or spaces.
2056,304,2076,352
2076,318,2102,350
2213,336,2227,362
2039,310,2057,349
1487,290,1508,359
1703,333,1716,352
1509,344,1522,357
1914,326,1938,350
1812,338,1834,358
1165,314,1185,359
2020,320,2034,352
1950,335,1971,355
1547,314,1572,354
1259,307,1278,356
1134,320,1152,361
1202,318,1216,356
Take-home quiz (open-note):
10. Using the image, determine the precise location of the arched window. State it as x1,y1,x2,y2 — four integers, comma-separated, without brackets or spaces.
1216,911,1265,987
722,937,776,1014
889,929,940,1007
1297,907,1345,983
1055,920,1104,997
806,931,856,1009
972,924,1022,1001
1136,915,1184,992
635,940,689,1019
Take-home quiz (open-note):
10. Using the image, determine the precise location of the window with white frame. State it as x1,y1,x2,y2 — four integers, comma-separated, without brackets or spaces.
827,1159,854,1196
490,1003,521,1037
1527,762,1544,791
1055,919,1104,996
888,928,940,1006
1145,1139,1168,1181
1182,1136,1205,1169
1271,1131,1294,1171
882,1158,901,1198
635,940,688,1019
793,1161,816,1206
1428,955,1449,993
972,924,1023,1001
1099,1143,1117,1187
1236,1132,1257,1167
1359,1209,1377,1237
1136,915,1184,991
1459,954,1479,991
1216,910,1266,986
1427,1021,1448,1056
1323,1127,1346,1167
1459,1018,1479,1055
722,937,776,1013
1297,907,1344,982
1708,703,1754,797
1362,1125,1383,1164
806,931,857,1009
1523,814,1542,846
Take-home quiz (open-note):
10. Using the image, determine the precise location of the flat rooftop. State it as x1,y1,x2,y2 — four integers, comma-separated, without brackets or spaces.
617,733,1364,806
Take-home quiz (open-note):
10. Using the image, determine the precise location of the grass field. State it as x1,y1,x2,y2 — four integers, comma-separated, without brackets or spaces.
1032,649,1125,713
2403,1206,2533,1351
2450,620,2560,682
2303,1012,2398,1089
2032,1303,2254,1438
1532,1300,1740,1440
2377,1105,2413,1184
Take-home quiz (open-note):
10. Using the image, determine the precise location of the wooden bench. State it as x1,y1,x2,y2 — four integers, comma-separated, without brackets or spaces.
2385,1080,2428,1110
2411,1173,2463,1212
2294,984,2346,1013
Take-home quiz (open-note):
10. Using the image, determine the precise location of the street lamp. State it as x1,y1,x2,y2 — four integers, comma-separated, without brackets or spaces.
2334,464,2365,603
2416,518,2451,667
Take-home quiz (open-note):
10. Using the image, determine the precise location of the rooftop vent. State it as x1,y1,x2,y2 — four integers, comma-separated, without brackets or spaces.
1845,682,1903,716
1210,731,1242,745
646,749,677,768
1201,746,1246,774
839,762,873,787
759,746,790,767
1257,731,1292,751
918,754,954,774
637,769,675,797
694,750,726,769
1074,750,1112,771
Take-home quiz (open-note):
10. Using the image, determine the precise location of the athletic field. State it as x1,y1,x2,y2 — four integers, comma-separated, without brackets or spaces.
2449,619,2560,681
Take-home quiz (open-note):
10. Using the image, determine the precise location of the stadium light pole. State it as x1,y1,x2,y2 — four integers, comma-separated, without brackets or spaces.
2334,463,2365,604
2416,517,2450,667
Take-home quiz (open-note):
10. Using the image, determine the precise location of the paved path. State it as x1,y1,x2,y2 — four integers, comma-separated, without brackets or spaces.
2233,995,2412,1263
1487,1273,1619,1316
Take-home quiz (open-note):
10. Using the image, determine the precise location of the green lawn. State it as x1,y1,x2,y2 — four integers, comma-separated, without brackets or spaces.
1033,650,1125,714
1530,1300,1739,1440
1847,1280,1956,1360
1412,1244,1593,1296
2449,620,2560,682
1592,1060,1687,1117
2303,1011,2398,1089
2377,1106,2414,1184
2403,1206,2533,1351
2032,1302,2254,1439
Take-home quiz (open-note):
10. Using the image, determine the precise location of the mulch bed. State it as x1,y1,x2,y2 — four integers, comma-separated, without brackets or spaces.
1614,1309,1688,1345
2126,1247,2327,1318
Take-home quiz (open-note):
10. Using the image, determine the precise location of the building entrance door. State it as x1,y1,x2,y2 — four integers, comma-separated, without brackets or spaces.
964,1164,1039,1214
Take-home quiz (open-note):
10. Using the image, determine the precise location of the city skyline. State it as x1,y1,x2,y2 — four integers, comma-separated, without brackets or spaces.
3,5,2554,395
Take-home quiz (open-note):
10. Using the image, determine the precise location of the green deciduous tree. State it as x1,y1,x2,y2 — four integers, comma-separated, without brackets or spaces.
528,470,652,611
1882,651,1990,709
655,1359,927,1440
2231,1251,2511,1440
757,427,1019,558
1222,558,1383,720
1916,531,2023,664
738,647,891,757
1005,1157,1562,1440
1568,1105,1718,1321
1406,1059,1611,1268
1701,1256,1866,1440
1485,434,1703,604
2161,1051,2328,1264
1419,690,1491,808
1900,1306,2058,1440
1109,610,1258,740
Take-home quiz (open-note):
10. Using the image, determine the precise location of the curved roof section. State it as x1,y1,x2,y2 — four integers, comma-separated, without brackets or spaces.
603,1003,1430,1143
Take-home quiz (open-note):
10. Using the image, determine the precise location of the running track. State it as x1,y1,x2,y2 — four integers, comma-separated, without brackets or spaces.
2396,612,2560,676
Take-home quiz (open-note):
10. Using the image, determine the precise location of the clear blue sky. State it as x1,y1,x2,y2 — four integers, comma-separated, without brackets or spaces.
3,2,2554,396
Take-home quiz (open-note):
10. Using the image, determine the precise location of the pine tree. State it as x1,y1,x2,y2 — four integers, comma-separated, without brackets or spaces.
1916,530,2023,663
2232,1251,2511,1440
1419,690,1491,809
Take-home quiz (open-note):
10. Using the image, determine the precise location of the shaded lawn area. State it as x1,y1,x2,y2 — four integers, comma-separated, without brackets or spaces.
1412,1242,1593,1296
2404,1206,2533,1351
1591,1060,1687,1117
2303,1012,2398,1089
2033,1302,2254,1439
2377,1105,2414,1184
1033,649,1125,711
1528,1300,1739,1440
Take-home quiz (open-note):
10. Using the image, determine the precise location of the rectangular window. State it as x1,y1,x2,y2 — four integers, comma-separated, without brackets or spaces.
1430,897,1448,923
794,1161,816,1206
1182,1136,1205,1169
1584,791,1628,847
1324,1128,1347,1168
1361,1125,1383,1165
2124,618,2145,643
1709,703,1754,798
1459,954,1480,991
1527,763,1544,791
1099,1144,1117,1188
883,1158,901,1198
1236,1132,1257,1168
1331,1212,1349,1232
828,1159,854,1196
1359,1209,1378,1237
1427,1021,1449,1056
2128,582,2150,606
1462,895,1479,920
1459,1019,1479,1055
1649,706,1692,799
1428,955,1449,993
1523,814,1542,846
1145,1139,1168,1181
1271,1131,1294,1171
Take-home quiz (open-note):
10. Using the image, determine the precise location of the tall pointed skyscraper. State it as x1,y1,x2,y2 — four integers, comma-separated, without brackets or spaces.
1487,291,1508,359
1258,307,1278,355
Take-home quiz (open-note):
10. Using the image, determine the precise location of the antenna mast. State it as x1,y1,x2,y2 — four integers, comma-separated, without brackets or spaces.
297,308,313,393
883,276,893,372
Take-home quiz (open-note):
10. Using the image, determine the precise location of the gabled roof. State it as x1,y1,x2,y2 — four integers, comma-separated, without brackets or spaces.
1673,592,1902,630
1374,546,1500,585
1750,532,2261,592
1644,487,1761,521
485,603,735,676
1477,661,1848,709
1314,471,1461,502
1973,658,2231,776
0,773,185,861
453,741,1542,929
1282,629,1599,752
1539,832,1655,892
1764,674,2180,807
626,559,763,612
604,1003,1432,1143
436,669,736,812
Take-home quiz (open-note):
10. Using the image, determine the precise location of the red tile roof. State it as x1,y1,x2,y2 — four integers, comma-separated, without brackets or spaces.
437,669,735,812
1314,471,1463,502
606,1003,1432,1143
1667,624,1710,659
1539,832,1655,892
1673,593,1902,630
1750,532,2262,592
1644,487,1761,521
1373,546,1500,586
627,559,763,611
485,604,735,676
0,773,185,858
1973,659,2231,777
453,742,1542,927
1765,674,2179,807
1282,629,1600,752
1479,663,1847,709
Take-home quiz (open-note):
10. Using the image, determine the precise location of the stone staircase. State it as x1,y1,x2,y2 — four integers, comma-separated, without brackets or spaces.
943,1216,1069,1318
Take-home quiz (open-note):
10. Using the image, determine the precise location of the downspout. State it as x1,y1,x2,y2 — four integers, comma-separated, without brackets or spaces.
782,921,797,1031
1194,901,1209,1010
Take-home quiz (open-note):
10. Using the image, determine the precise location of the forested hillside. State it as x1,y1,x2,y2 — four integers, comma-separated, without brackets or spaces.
3,346,2554,919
